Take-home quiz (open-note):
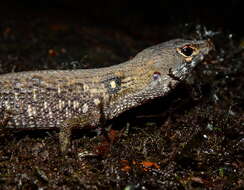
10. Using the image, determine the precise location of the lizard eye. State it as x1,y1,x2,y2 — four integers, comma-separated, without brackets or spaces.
153,72,161,80
180,45,194,57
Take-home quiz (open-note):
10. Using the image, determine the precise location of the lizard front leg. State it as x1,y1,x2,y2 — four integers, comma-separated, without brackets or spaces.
59,109,102,153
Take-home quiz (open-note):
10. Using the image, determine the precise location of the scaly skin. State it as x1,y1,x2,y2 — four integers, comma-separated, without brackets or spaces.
0,39,213,152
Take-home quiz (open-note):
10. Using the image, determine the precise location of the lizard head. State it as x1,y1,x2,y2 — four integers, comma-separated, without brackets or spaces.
106,39,214,119
147,38,213,79
136,39,214,90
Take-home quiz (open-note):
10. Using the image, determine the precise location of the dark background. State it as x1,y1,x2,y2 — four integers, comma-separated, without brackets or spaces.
1,0,243,35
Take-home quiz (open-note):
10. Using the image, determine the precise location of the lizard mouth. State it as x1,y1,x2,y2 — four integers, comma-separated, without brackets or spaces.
172,62,193,80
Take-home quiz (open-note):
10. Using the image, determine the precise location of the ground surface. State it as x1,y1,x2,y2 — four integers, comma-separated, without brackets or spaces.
0,13,243,190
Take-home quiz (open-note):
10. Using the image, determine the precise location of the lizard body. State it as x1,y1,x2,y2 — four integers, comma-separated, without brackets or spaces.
0,39,213,152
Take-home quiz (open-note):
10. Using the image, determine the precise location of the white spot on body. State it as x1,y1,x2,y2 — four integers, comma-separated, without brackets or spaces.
58,85,61,94
43,101,48,110
65,107,70,118
73,100,80,110
58,99,62,111
56,119,60,125
93,98,100,105
82,103,89,113
110,80,117,89
83,84,89,92
33,89,37,101
4,101,10,110
48,108,53,119
62,101,65,108
68,100,71,107
22,119,26,126
27,105,33,117
32,107,37,116
14,92,19,101
122,99,127,104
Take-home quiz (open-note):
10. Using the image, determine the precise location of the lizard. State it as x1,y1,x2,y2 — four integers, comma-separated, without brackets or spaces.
0,39,214,152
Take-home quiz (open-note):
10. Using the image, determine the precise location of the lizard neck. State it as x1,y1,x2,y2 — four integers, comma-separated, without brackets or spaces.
101,57,178,120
